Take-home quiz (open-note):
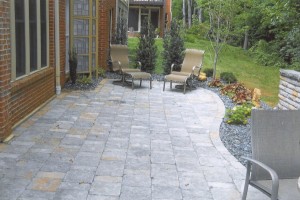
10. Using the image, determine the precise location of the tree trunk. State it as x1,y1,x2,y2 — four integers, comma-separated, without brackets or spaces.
213,50,218,80
182,0,186,27
187,0,192,28
198,8,203,23
243,30,249,50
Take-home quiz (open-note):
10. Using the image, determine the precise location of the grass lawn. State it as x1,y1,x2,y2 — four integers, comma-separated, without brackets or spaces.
128,37,280,107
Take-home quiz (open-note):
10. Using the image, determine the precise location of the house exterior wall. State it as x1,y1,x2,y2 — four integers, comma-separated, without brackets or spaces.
128,0,172,37
0,0,124,141
99,0,117,69
59,1,66,87
0,0,63,141
0,0,12,141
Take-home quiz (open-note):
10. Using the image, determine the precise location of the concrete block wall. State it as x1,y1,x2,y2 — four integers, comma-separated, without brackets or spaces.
278,69,300,110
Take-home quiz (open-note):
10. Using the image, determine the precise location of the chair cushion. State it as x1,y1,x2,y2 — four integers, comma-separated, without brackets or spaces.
165,74,188,83
171,71,191,76
254,179,300,199
122,68,140,73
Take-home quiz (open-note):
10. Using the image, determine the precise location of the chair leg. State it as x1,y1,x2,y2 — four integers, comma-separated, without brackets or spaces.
184,82,186,94
150,79,152,89
132,78,134,90
242,161,251,200
170,81,172,89
140,79,142,87
163,80,166,91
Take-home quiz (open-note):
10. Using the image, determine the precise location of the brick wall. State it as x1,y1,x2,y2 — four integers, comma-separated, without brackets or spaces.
99,0,116,69
278,69,300,110
10,68,55,126
0,0,12,141
59,1,66,86
0,0,56,141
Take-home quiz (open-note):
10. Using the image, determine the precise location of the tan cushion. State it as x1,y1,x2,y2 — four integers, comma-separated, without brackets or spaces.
181,49,205,75
165,74,188,83
171,71,191,76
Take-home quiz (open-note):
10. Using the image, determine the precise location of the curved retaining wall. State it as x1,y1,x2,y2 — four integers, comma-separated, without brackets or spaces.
278,69,300,110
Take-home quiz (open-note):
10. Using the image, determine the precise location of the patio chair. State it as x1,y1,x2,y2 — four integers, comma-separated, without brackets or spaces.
241,110,300,200
163,49,205,94
110,44,152,89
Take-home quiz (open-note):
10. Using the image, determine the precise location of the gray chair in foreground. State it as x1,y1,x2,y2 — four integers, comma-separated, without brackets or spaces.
242,110,300,200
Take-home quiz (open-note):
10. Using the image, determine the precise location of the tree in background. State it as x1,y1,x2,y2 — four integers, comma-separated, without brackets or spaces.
135,17,157,73
163,20,185,74
205,0,237,79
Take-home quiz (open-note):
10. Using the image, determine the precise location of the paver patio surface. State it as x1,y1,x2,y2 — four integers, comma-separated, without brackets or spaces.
0,79,268,200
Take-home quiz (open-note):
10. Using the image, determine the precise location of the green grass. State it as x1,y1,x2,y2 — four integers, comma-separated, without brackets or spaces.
128,37,280,107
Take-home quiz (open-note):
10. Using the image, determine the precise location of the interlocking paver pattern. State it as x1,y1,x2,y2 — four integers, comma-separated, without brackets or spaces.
0,79,268,200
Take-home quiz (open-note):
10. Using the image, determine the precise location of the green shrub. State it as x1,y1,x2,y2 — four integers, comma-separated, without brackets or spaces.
98,67,106,77
163,20,185,74
249,40,284,67
77,75,92,84
225,103,253,125
184,34,196,43
203,68,214,77
135,17,157,73
220,72,237,83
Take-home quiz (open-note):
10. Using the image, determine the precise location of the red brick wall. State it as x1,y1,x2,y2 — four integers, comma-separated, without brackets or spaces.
0,0,12,141
10,68,55,126
59,1,66,86
0,0,56,141
99,0,116,69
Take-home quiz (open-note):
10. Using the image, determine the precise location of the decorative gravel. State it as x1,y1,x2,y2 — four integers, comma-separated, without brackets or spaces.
63,73,273,166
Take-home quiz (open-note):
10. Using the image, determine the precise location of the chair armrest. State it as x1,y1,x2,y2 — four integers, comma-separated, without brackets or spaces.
137,61,142,70
171,63,175,73
112,61,122,71
192,66,202,77
242,156,279,200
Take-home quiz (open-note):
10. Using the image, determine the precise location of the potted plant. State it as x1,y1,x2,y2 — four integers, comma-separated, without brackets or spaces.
68,47,77,84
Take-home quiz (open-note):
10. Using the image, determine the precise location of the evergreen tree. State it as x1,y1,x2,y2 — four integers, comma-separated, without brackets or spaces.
163,20,185,74
136,17,157,73
111,18,128,45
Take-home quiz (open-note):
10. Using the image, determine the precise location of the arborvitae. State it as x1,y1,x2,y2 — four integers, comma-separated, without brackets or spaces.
163,20,185,74
135,17,157,73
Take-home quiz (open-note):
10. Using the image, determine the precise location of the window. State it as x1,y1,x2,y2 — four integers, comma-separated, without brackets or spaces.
128,7,160,32
11,0,49,80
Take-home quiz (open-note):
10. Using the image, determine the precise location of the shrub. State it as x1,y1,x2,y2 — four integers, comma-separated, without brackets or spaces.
135,17,157,73
163,20,185,74
225,103,253,125
203,68,214,77
68,47,77,84
249,40,284,67
220,72,237,83
77,75,92,84
98,67,106,78
183,34,196,43
221,83,252,104
208,79,223,88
